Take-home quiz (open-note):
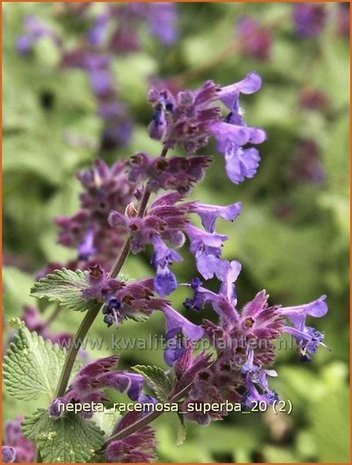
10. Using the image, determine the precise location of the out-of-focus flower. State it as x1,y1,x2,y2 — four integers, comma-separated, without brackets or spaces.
55,160,136,270
16,15,60,54
290,139,325,184
20,305,71,346
299,88,330,111
148,3,178,45
336,3,350,38
236,16,272,60
292,4,327,38
2,418,35,463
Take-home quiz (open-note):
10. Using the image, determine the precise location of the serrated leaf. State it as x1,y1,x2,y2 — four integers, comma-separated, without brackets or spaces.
22,409,105,463
132,364,173,401
31,268,98,312
3,322,79,401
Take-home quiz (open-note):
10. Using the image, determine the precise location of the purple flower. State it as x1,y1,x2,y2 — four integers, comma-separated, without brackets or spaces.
164,328,186,366
292,4,327,38
88,13,109,46
2,418,35,463
148,103,168,140
81,264,124,300
217,72,262,115
78,229,97,261
161,303,204,342
242,375,279,409
217,259,242,304
185,224,227,279
151,235,182,297
16,36,33,54
89,69,113,97
191,201,242,233
16,15,59,55
20,305,72,347
284,325,326,361
183,277,218,312
2,447,15,463
148,3,178,45
280,295,328,329
129,153,212,195
280,295,328,360
210,123,265,184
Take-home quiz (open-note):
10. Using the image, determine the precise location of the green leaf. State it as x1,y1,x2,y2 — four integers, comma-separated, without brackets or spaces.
22,409,105,463
91,408,121,440
3,321,78,401
3,266,35,317
309,384,349,462
176,413,186,447
132,365,173,401
31,268,98,312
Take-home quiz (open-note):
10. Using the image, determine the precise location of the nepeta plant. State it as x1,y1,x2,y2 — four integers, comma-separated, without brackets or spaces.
3,71,328,463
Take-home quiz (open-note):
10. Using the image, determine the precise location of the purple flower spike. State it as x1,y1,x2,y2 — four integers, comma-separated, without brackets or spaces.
162,304,204,341
280,295,328,329
218,72,262,111
191,201,242,233
2,447,15,463
151,235,182,297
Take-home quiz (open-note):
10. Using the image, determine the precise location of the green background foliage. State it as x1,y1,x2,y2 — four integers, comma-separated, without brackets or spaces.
3,2,349,463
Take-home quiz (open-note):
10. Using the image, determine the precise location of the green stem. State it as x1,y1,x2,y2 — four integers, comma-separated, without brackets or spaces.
104,381,193,446
55,147,168,398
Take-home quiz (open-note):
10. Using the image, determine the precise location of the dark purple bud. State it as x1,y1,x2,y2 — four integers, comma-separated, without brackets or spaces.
48,398,65,419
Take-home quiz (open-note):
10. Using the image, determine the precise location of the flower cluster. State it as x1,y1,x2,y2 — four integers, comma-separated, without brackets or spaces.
49,356,148,419
105,412,157,463
16,3,178,151
180,261,328,424
147,72,266,184
54,160,136,270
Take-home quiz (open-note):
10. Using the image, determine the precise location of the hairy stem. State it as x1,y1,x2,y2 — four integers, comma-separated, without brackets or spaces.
55,147,168,398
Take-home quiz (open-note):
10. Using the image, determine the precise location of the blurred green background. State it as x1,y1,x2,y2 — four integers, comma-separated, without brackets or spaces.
3,2,350,463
